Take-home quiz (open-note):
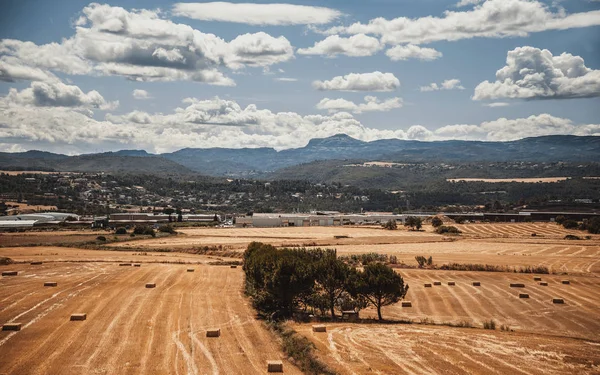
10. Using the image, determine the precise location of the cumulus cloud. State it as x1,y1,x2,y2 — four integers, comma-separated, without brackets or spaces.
0,3,296,85
455,0,483,7
315,0,600,45
420,79,465,92
3,81,117,110
172,2,342,26
1,96,598,153
313,72,400,92
385,44,442,61
473,46,600,101
132,89,150,99
316,96,403,114
298,34,382,57
484,102,510,107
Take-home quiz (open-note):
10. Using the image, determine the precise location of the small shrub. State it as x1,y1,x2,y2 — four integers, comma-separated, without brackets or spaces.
382,219,397,230
562,220,578,229
0,257,13,265
483,319,496,330
564,234,581,240
115,227,127,235
130,233,136,237
96,235,107,241
415,255,427,268
133,225,155,237
555,215,566,224
500,324,511,332
431,216,443,228
453,216,466,224
158,224,177,234
435,225,462,234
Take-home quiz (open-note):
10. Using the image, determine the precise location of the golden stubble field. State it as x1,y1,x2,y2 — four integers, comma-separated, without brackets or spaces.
1,222,599,374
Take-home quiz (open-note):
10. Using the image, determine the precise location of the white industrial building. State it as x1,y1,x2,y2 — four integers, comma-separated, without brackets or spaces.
235,213,408,228
0,212,79,228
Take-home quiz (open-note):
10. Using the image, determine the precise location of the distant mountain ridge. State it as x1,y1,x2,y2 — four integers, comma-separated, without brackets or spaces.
1,135,599,176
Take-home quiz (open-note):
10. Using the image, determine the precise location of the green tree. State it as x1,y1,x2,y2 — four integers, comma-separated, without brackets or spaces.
354,263,409,320
404,216,422,230
164,207,175,222
315,251,350,319
383,219,397,230
431,216,443,228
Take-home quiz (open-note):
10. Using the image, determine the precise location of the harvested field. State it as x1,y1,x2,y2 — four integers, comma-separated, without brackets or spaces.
452,223,586,239
0,261,300,374
295,323,600,375
0,231,116,247
447,177,570,183
367,270,600,340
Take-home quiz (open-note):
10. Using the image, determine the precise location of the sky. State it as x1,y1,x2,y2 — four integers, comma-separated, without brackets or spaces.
0,0,599,154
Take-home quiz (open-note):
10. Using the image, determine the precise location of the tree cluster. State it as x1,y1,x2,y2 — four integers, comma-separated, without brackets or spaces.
243,242,408,321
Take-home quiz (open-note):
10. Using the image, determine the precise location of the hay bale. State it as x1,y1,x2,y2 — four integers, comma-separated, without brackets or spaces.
519,293,529,299
472,282,481,286
2,271,18,276
70,313,86,321
401,301,412,307
533,277,542,281
133,264,141,267
267,360,283,373
44,281,58,287
552,298,565,304
561,280,570,285
30,261,43,265
312,325,327,332
2,323,21,331
230,265,238,269
447,281,456,286
119,263,132,267
206,328,220,337
433,281,441,286
187,269,194,272
539,282,548,286
424,283,432,288
145,283,156,288
510,283,525,288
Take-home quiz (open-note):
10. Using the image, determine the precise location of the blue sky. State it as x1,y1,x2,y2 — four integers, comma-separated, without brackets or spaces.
0,0,599,154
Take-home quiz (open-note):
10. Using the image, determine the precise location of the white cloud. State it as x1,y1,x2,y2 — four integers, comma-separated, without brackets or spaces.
172,2,342,26
275,77,298,82
385,44,442,61
484,102,510,107
316,0,600,45
3,81,117,110
132,89,150,99
298,34,382,57
313,72,400,92
0,3,296,86
420,79,465,92
316,96,403,114
473,46,600,100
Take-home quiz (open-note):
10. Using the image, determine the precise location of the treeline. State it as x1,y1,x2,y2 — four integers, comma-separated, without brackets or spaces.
243,242,408,321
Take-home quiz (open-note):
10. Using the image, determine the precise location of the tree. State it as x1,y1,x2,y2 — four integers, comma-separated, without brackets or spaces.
163,208,175,222
431,217,443,228
354,263,409,320
382,219,397,230
415,255,427,268
315,251,350,319
404,216,422,231
176,208,183,222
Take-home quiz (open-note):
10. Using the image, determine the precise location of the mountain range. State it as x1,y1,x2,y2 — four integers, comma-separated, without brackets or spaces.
1,134,599,177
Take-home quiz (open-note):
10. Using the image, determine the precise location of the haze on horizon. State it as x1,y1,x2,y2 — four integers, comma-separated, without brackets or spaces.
1,0,599,155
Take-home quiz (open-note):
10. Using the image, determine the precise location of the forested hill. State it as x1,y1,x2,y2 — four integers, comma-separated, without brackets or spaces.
1,135,599,176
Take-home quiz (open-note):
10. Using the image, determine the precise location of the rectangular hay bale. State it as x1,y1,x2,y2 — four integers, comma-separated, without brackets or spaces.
510,283,525,288
30,261,43,265
561,280,570,285
539,282,548,286
552,298,565,304
187,269,195,272
447,281,456,286
433,281,441,286
2,323,21,331
2,271,18,276
230,265,238,269
267,360,283,373
533,277,542,281
312,325,327,332
133,264,141,267
472,282,481,286
145,283,156,288
519,293,529,299
119,263,132,267
70,313,86,321
401,301,412,307
44,281,57,287
424,283,432,288
206,328,220,337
